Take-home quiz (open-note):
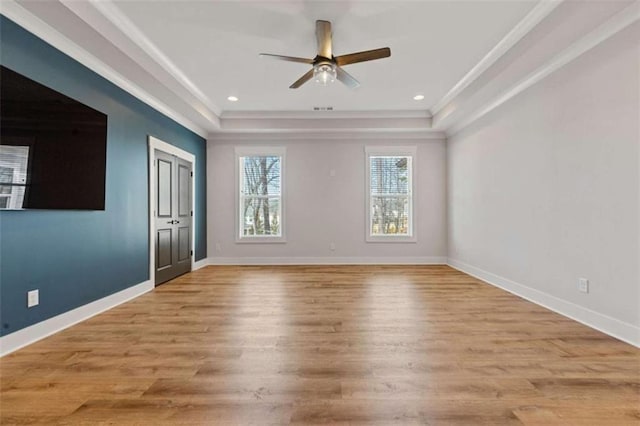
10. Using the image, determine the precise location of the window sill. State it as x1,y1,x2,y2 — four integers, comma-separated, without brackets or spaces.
236,237,287,244
366,235,417,243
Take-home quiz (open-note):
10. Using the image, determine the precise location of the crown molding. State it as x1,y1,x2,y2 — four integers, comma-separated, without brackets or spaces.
60,0,221,129
221,110,432,120
430,0,563,117
446,1,639,137
0,0,209,138
217,110,435,135
220,114,432,132
208,129,446,143
7,0,629,140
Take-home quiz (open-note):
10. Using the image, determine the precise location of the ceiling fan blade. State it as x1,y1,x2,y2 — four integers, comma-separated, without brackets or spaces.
289,69,314,89
336,66,360,89
259,53,314,64
335,47,391,66
316,20,332,58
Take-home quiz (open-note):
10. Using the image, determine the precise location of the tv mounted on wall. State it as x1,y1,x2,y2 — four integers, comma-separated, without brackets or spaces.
0,65,108,210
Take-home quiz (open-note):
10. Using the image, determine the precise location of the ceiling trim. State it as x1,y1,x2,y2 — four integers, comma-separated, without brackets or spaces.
429,0,563,116
12,0,625,140
81,0,222,118
446,1,640,137
219,116,433,133
221,110,432,120
0,0,209,138
209,129,446,143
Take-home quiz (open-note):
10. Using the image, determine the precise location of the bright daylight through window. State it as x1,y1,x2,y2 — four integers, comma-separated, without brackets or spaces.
237,148,284,241
0,145,29,209
366,147,415,241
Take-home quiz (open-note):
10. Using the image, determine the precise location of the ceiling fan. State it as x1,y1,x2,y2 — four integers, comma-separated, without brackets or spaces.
259,20,391,89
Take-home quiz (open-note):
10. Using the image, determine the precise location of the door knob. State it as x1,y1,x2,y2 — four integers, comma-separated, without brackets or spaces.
167,220,176,224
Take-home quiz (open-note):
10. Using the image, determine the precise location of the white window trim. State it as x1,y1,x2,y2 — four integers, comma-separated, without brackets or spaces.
365,145,417,243
235,146,286,243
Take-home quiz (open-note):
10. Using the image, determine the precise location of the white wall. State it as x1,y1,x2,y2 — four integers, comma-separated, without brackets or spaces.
207,137,447,263
447,25,639,342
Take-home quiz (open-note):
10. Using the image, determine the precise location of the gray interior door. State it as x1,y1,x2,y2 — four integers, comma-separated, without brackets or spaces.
154,149,193,285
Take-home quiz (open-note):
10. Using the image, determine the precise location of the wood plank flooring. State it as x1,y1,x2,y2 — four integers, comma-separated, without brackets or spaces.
1,265,638,425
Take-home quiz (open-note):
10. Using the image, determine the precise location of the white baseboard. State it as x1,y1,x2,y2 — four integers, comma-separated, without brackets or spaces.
193,257,210,270
208,256,448,265
11,259,630,357
0,280,154,356
447,258,640,348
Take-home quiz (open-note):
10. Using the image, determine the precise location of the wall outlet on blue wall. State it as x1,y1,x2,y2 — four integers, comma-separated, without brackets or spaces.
27,290,39,308
1,16,206,336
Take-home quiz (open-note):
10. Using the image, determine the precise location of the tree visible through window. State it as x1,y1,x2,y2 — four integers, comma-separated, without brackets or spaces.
239,154,282,238
367,148,414,239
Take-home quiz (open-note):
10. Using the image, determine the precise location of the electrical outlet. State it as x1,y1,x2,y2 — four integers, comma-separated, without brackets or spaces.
329,242,336,251
27,289,39,308
215,243,221,252
577,278,589,293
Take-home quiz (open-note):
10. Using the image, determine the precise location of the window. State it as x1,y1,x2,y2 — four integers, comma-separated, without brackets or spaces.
236,147,285,242
365,146,416,242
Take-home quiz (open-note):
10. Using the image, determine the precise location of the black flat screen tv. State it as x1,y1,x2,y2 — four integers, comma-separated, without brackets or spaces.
0,65,107,210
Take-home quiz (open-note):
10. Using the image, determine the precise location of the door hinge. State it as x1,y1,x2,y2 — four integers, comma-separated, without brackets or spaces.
190,210,193,217
190,250,193,256
190,171,193,177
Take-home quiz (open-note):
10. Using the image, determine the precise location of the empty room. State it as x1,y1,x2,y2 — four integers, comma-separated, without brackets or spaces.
0,0,638,424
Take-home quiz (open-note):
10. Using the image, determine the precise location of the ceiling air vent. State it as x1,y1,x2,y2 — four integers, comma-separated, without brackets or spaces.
313,106,334,111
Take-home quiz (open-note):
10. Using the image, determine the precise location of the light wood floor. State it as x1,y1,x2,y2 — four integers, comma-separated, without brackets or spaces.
1,265,638,425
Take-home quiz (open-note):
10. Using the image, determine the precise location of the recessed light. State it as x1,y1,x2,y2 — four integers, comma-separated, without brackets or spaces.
413,94,425,101
227,96,239,102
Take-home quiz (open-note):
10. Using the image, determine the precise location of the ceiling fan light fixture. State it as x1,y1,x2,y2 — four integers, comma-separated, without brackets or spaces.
313,63,337,86
260,20,390,89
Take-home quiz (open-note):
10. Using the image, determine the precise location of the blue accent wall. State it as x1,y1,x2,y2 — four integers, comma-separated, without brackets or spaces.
0,17,207,336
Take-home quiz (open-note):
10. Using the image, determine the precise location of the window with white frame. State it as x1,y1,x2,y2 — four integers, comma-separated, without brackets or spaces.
236,147,285,242
0,145,30,210
365,146,416,242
